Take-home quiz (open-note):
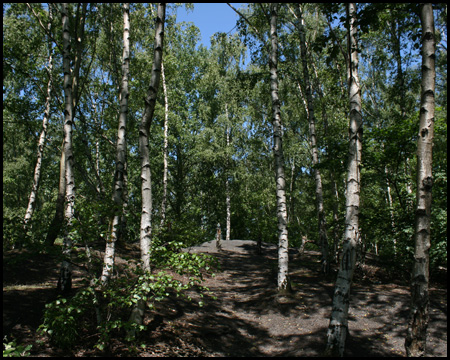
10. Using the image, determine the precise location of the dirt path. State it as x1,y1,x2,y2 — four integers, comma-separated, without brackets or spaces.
167,239,447,357
3,240,447,357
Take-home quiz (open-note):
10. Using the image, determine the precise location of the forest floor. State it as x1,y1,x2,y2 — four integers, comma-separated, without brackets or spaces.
3,239,447,357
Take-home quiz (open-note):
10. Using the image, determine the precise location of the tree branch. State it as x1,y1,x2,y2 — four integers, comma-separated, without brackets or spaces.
26,3,63,55
227,3,264,44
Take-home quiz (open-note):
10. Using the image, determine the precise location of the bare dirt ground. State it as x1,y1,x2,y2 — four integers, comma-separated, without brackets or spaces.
3,239,447,357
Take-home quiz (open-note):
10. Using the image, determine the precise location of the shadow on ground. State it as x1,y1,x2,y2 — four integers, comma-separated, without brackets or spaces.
153,239,447,357
3,240,447,357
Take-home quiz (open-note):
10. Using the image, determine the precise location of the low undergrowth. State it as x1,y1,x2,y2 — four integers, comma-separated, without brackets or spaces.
38,238,220,352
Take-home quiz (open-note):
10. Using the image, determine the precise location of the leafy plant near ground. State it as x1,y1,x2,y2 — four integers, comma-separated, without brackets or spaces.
38,242,219,351
151,235,220,278
38,296,82,349
3,336,32,357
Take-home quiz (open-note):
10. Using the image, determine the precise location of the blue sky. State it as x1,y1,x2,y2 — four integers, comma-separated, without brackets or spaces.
176,3,244,48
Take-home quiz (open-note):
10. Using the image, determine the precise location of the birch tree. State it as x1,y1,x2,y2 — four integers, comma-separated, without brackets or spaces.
23,7,53,234
58,2,76,294
292,4,329,274
159,60,169,227
138,3,165,272
325,3,363,356
45,3,87,247
101,3,130,285
128,3,166,337
405,3,435,356
269,3,290,292
229,3,290,290
225,103,231,242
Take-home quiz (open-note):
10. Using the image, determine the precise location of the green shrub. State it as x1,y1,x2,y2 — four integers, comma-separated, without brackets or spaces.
38,296,85,349
38,243,219,351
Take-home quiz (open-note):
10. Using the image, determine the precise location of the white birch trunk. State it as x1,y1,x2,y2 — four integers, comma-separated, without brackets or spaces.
23,16,53,232
58,3,75,294
384,165,397,256
325,3,362,356
225,103,231,242
160,60,169,226
101,3,130,285
294,4,329,274
138,3,165,273
225,174,231,241
405,3,435,356
129,4,166,338
269,4,289,292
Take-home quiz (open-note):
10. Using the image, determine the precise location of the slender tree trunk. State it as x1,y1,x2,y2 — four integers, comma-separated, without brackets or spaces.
313,49,342,266
71,3,86,118
46,3,85,247
128,3,165,339
216,223,222,250
385,165,397,256
295,4,329,274
405,3,435,357
331,176,341,264
388,15,407,120
101,3,130,285
303,43,342,265
138,3,165,272
46,139,66,246
325,4,363,356
118,4,130,245
23,15,53,234
269,4,289,292
225,161,231,242
160,60,169,227
58,2,76,294
92,99,102,194
93,105,106,195
288,158,296,225
120,161,129,243
225,103,231,242
389,15,410,256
